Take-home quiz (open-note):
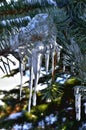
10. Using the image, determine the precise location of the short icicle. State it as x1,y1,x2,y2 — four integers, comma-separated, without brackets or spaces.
63,55,66,72
56,46,61,63
28,57,34,112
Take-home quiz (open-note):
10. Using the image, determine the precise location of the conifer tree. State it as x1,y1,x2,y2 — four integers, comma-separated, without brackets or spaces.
0,0,86,129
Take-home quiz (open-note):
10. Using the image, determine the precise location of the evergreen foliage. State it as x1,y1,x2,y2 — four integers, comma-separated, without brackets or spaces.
0,0,86,129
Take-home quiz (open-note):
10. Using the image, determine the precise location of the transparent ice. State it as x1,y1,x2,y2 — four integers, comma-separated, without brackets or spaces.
1,13,60,112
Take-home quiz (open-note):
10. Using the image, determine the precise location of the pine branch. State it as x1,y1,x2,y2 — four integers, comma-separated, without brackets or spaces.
0,0,57,16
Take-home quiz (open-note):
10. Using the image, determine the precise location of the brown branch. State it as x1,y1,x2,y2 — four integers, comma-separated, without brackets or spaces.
0,7,32,15
52,52,57,81
0,5,44,16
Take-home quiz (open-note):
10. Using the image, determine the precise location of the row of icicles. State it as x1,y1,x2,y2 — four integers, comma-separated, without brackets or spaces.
1,13,85,120
10,13,61,112
19,42,61,112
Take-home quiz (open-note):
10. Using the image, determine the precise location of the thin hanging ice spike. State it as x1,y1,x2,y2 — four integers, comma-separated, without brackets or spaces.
33,52,42,106
84,103,86,114
74,86,81,121
63,55,69,72
32,42,44,106
74,86,80,94
28,58,34,112
56,46,61,63
51,49,55,80
45,47,50,74
19,62,23,100
75,93,81,121
19,57,27,100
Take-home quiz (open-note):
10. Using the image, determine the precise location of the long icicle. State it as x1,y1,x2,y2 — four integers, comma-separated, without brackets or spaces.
74,86,81,121
19,62,23,100
28,57,34,112
45,48,50,74
33,53,42,106
75,93,81,121
52,49,56,81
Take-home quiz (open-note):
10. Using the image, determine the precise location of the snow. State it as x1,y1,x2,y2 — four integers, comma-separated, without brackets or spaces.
13,123,32,130
66,107,73,111
47,0,57,6
1,16,31,27
56,74,71,84
13,124,22,130
79,123,86,130
26,0,57,6
6,0,18,4
1,20,6,26
0,100,4,106
62,117,66,122
6,112,22,120
38,113,57,126
0,55,29,91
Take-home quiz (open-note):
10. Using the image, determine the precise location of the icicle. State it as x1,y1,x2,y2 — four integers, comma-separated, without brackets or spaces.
63,55,66,72
31,42,44,106
33,52,42,106
84,103,86,114
19,57,26,100
56,46,61,63
74,86,81,121
51,49,55,81
75,93,81,121
47,0,57,6
63,65,65,72
28,58,34,112
19,62,23,100
45,48,50,74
